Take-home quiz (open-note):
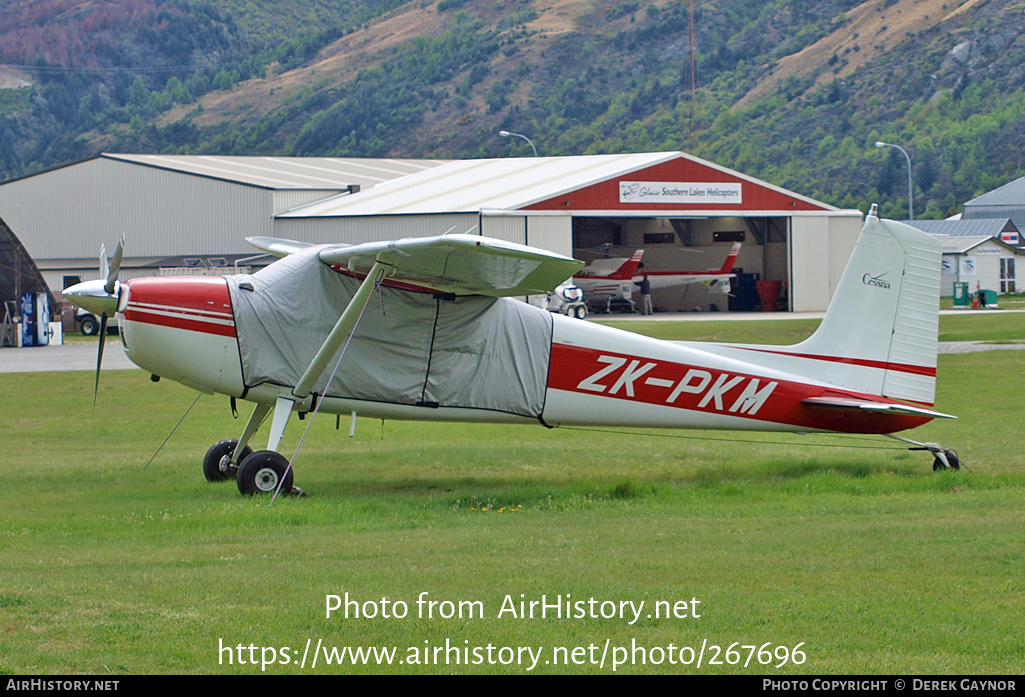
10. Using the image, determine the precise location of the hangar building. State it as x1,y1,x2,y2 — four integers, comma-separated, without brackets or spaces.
0,151,861,314
0,154,448,293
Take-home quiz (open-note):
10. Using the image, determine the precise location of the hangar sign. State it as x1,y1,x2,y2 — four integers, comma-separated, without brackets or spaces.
619,181,742,205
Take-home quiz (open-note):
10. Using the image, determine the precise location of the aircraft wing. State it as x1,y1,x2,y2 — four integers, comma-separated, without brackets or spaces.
247,236,322,258
801,396,956,420
247,234,582,296
321,234,584,297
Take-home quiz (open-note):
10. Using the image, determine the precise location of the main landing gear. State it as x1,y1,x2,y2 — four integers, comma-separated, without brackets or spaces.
202,397,307,498
202,260,389,497
204,440,305,496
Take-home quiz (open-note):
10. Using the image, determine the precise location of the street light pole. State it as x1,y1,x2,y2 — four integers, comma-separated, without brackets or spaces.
875,141,914,220
499,130,538,157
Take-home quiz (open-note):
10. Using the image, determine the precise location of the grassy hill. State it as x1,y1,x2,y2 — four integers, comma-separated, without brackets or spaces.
1,0,1024,219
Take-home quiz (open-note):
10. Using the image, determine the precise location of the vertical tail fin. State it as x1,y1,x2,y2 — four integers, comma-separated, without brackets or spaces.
608,250,645,279
718,242,741,273
790,208,942,404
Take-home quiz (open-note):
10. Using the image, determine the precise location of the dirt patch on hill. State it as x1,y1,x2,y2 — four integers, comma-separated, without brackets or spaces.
0,66,32,89
164,0,666,129
167,3,448,128
737,0,969,107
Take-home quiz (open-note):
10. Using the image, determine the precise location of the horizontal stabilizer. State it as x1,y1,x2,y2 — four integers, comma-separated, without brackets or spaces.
247,236,323,258
319,234,584,297
801,396,956,420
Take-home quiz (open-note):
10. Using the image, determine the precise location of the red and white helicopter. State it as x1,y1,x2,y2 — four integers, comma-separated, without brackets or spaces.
573,242,741,310
64,205,959,496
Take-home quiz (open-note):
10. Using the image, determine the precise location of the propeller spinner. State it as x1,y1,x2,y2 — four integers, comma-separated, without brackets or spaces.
63,235,126,405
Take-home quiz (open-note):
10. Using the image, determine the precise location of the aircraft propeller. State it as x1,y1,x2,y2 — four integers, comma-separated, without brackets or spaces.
63,235,125,405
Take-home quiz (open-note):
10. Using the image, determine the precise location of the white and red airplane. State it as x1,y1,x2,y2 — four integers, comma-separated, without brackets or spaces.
640,240,741,293
572,249,646,305
64,205,958,496
573,242,742,308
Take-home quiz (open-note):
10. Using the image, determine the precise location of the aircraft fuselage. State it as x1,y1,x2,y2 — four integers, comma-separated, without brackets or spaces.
118,275,928,436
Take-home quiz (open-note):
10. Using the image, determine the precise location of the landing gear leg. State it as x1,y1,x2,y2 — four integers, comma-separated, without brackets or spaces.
235,396,305,496
202,403,272,482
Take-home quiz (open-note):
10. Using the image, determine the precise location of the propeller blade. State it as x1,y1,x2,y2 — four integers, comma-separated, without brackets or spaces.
104,234,124,296
93,315,108,407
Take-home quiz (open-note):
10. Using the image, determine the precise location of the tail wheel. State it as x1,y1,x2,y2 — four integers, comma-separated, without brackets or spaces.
203,439,253,482
933,449,961,471
237,450,294,496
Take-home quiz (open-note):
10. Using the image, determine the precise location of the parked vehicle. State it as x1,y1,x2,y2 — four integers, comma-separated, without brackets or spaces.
76,309,119,335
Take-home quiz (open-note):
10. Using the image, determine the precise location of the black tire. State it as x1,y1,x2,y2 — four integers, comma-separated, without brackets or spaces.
203,439,252,482
944,449,961,471
237,450,294,495
932,450,961,471
80,315,99,336
573,305,587,319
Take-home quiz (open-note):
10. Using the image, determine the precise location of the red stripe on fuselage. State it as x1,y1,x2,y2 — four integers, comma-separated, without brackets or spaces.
547,343,930,434
728,346,937,378
123,277,237,338
641,270,727,277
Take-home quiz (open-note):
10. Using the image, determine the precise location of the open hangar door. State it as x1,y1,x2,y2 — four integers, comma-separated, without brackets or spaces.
571,215,789,313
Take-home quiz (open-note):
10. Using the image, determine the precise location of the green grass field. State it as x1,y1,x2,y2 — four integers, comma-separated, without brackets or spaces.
1,315,1023,674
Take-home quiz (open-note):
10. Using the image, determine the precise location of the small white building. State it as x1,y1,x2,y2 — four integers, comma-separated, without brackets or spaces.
937,236,1022,296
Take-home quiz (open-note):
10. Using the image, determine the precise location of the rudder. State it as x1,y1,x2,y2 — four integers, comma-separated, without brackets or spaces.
790,206,942,404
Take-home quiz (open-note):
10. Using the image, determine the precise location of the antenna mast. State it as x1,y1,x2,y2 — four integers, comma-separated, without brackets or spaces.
686,0,696,151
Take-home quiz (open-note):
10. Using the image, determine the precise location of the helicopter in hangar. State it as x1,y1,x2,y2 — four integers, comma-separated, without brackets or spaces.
63,205,959,497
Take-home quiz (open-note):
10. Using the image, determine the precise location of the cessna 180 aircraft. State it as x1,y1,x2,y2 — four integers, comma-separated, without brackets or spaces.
573,242,741,310
64,206,958,496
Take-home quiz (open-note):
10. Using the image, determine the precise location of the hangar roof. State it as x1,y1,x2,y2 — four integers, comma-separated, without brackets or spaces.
280,152,838,218
905,218,1018,237
964,176,1025,207
962,176,1025,230
103,154,450,190
937,236,1022,254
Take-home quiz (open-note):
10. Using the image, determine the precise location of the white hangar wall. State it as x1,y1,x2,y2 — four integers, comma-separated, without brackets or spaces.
0,157,275,262
275,213,574,259
479,214,573,258
274,213,479,246
790,214,863,312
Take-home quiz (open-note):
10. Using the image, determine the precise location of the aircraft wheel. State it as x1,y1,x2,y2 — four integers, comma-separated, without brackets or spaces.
947,451,961,470
932,449,961,471
573,305,587,319
237,450,293,495
203,439,252,482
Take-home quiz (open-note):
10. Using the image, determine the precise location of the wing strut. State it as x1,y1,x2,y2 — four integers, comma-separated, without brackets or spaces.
264,261,391,453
